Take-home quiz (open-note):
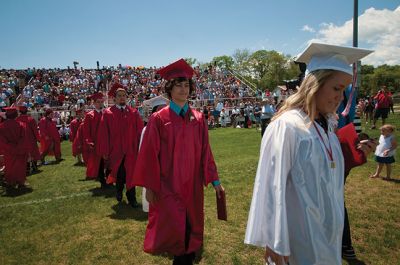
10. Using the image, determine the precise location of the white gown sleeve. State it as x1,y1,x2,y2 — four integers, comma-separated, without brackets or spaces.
244,118,297,256
139,127,149,213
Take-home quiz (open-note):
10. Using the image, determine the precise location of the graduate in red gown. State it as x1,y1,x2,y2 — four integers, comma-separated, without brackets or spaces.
0,112,4,174
69,109,84,164
72,122,87,164
98,87,144,206
0,107,28,187
16,105,41,173
83,92,108,185
133,59,224,265
38,108,62,164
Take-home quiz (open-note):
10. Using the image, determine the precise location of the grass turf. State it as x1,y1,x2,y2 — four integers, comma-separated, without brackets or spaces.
0,112,399,265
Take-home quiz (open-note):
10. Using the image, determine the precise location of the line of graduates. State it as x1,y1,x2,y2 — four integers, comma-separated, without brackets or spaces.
1,59,223,265
68,59,224,265
0,106,62,188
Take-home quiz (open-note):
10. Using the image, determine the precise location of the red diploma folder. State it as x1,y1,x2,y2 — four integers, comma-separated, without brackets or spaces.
216,190,227,221
336,123,366,168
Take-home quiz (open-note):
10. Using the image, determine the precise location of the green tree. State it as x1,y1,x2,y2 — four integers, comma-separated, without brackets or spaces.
184,58,197,66
211,55,234,69
232,49,251,75
249,50,288,89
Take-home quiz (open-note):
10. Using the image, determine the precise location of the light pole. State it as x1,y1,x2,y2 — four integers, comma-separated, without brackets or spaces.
353,0,361,88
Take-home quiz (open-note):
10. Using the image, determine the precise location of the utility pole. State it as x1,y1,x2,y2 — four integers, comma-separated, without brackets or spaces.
353,0,361,88
353,0,358,48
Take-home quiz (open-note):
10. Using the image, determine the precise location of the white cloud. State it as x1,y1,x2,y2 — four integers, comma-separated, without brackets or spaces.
302,25,315,33
307,6,400,66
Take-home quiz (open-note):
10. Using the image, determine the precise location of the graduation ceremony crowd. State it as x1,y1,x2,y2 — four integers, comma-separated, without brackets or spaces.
0,43,398,265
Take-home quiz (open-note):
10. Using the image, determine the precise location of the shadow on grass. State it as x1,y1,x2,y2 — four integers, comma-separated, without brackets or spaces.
344,257,366,265
108,202,148,221
88,186,115,198
382,178,400,184
73,162,86,167
1,186,33,197
40,160,59,166
28,169,43,176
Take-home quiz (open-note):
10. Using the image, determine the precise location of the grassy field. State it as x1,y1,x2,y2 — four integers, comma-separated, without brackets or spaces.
0,112,399,265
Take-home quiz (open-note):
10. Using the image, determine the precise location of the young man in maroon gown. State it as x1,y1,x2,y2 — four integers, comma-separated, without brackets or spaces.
16,106,41,173
133,59,224,265
38,108,62,164
0,107,28,188
69,109,84,164
83,92,108,186
98,88,144,206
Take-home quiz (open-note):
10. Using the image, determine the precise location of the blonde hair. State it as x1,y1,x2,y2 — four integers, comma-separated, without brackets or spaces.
272,70,336,123
380,124,396,132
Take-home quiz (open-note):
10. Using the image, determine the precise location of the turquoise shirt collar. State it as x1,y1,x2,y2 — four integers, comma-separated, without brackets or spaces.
170,101,189,116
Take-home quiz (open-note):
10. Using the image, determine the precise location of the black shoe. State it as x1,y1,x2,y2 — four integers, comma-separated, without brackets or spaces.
31,162,39,173
116,190,123,202
101,182,113,189
342,246,357,259
129,200,139,208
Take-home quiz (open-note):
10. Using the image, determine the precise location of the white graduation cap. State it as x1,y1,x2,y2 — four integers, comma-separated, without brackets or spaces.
296,43,373,75
145,95,169,109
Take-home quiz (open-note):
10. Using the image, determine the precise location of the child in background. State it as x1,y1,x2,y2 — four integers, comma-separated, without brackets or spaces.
353,105,362,133
370,124,397,180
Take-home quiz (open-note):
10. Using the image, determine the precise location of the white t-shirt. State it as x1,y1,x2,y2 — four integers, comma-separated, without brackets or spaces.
375,134,396,157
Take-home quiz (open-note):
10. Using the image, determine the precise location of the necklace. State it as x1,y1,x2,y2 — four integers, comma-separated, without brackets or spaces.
313,122,335,168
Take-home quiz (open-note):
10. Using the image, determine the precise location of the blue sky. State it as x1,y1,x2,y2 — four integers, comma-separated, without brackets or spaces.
1,0,399,69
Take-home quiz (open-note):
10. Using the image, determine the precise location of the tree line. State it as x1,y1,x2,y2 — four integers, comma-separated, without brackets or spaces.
186,49,400,97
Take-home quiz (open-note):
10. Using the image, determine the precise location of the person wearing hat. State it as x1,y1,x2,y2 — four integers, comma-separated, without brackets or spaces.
98,87,144,206
0,107,28,188
38,108,62,164
139,96,168,213
16,105,41,173
83,92,108,186
133,59,224,265
69,109,84,165
245,43,375,265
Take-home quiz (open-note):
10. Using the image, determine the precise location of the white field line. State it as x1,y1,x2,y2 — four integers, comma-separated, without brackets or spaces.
0,191,91,208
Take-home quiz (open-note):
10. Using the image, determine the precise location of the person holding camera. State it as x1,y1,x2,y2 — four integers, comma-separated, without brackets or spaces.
371,85,391,129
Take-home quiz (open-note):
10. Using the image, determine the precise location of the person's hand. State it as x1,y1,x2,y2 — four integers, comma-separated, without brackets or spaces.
214,184,224,199
102,155,108,161
89,142,95,149
146,189,159,203
265,246,289,265
358,139,377,156
383,149,390,157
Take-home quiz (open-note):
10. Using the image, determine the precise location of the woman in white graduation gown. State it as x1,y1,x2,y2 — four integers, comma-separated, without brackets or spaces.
244,43,373,265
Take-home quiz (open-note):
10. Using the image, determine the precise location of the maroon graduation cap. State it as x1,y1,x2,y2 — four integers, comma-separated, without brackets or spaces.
157,59,194,80
108,83,125,98
3,107,18,117
91,92,104,101
18,105,28,112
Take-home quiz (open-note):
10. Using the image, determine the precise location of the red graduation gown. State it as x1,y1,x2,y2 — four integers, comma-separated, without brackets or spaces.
97,105,143,189
38,117,61,158
69,118,82,142
72,123,88,163
16,114,41,161
83,110,103,178
133,106,219,256
0,119,28,185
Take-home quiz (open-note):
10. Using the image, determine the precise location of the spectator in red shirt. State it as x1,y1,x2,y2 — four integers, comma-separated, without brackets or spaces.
372,85,391,129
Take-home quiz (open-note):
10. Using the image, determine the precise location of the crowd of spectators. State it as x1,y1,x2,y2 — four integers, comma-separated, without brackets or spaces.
0,65,296,134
